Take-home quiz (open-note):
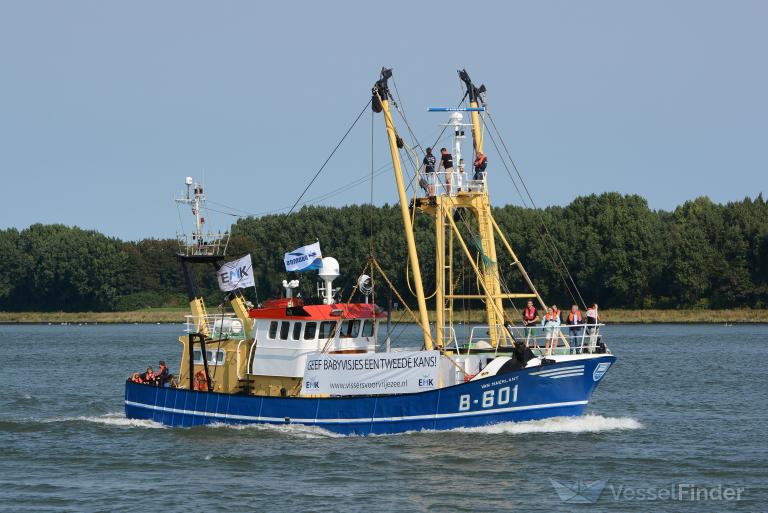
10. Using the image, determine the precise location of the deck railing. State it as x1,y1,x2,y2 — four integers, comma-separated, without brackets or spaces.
184,314,245,339
423,171,486,196
465,323,606,356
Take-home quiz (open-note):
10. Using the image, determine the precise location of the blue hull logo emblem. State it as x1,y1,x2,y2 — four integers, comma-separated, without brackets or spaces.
593,362,611,381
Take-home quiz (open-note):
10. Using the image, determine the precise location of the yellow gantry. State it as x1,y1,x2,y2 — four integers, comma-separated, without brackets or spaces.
376,68,549,350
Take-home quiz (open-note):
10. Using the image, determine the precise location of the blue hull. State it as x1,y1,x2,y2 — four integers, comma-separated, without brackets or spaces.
125,355,616,435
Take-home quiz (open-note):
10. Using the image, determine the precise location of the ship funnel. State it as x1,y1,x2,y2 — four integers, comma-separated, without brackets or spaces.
318,257,340,305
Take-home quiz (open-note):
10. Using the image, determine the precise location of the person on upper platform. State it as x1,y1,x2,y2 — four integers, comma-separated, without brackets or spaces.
421,147,437,196
438,147,454,195
473,152,487,181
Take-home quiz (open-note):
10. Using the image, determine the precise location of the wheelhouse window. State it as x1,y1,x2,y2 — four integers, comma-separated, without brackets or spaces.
340,320,360,338
319,321,337,339
292,322,302,341
268,321,278,339
280,321,290,340
193,349,226,366
362,320,374,337
304,322,317,340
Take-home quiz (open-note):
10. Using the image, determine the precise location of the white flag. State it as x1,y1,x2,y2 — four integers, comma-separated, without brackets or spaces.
284,242,323,272
217,254,255,291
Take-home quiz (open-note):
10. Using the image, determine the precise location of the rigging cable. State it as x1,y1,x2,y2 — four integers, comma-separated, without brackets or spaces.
484,107,586,308
485,130,580,306
286,98,373,216
207,160,393,219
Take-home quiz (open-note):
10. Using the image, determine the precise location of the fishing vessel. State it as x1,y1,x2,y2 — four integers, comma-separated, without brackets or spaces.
124,68,615,435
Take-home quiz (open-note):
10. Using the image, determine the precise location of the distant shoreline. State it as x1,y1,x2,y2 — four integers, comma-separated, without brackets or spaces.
1,308,766,325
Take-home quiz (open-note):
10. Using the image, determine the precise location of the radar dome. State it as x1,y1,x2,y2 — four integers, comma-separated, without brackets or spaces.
318,257,340,281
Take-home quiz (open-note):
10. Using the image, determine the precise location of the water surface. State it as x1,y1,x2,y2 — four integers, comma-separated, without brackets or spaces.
0,323,765,512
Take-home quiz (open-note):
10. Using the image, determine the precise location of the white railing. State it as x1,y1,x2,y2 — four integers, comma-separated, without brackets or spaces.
424,171,486,197
184,314,246,339
176,231,230,257
440,326,460,352
464,323,606,356
511,323,605,356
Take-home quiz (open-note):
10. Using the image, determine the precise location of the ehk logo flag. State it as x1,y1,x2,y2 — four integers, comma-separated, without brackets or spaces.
284,241,323,272
217,254,255,291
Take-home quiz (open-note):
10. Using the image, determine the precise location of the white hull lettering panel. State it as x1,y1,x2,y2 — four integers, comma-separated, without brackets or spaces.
302,351,440,396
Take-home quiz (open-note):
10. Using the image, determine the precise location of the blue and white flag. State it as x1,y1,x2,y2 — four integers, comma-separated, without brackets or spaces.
284,241,322,272
217,254,255,291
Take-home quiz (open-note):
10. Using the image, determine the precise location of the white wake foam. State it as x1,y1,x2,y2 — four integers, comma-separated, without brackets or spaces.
81,412,165,429
454,415,643,435
205,421,342,439
46,412,166,429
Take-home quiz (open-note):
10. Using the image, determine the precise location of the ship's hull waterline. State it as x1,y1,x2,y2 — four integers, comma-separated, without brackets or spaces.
125,355,616,435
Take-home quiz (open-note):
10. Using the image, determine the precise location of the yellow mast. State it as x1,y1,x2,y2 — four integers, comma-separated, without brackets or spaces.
373,68,434,350
459,69,485,156
461,69,506,344
417,70,544,348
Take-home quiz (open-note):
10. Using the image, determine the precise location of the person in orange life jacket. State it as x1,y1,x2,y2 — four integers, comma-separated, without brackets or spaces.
566,304,584,353
551,304,562,322
473,152,487,181
130,372,142,384
155,360,170,387
438,147,454,195
522,300,539,342
541,307,561,355
140,367,155,384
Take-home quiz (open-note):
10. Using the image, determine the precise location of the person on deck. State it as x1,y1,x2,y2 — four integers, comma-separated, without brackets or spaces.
586,303,600,326
522,300,539,343
438,147,454,195
542,307,561,355
473,152,487,182
566,305,584,353
140,367,155,384
551,304,562,323
585,303,600,352
421,147,437,196
155,361,170,387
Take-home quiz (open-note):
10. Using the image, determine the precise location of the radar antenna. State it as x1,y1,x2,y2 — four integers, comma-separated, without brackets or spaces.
175,177,230,257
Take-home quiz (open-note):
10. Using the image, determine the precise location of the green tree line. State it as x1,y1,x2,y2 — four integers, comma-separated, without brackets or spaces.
0,193,766,312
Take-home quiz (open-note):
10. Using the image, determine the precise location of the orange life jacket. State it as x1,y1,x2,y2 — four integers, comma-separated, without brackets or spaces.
194,370,208,391
568,311,582,323
523,306,537,321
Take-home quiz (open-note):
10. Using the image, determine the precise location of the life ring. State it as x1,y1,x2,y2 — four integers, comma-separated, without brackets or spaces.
194,369,208,391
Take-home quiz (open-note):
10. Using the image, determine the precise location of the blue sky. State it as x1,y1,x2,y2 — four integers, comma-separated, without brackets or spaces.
1,0,765,240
